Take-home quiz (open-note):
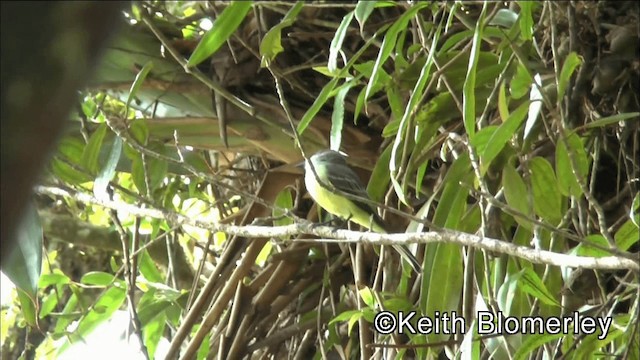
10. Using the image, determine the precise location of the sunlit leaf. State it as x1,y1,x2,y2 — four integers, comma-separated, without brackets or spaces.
328,11,354,73
462,2,487,139
188,1,253,67
260,2,303,66
557,52,582,100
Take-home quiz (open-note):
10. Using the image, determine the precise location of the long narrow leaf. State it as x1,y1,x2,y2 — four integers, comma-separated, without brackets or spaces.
187,1,253,67
462,2,487,139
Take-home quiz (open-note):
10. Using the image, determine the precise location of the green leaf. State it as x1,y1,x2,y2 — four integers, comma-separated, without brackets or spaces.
330,81,355,150
4,201,42,298
513,332,565,360
39,292,59,319
557,52,582,100
490,8,518,28
57,286,127,355
462,2,487,139
16,289,37,326
328,11,354,73
81,123,108,174
139,250,164,284
555,132,588,197
364,3,429,103
530,157,562,224
498,81,509,122
518,2,534,40
583,112,640,129
510,63,533,99
503,163,533,229
470,125,498,158
52,137,92,184
482,101,529,169
575,234,610,257
126,61,154,111
260,2,303,67
94,136,122,201
187,1,253,67
81,271,118,286
518,268,560,306
367,145,392,202
615,220,639,251
297,78,339,135
358,287,376,308
354,1,376,33
39,272,71,288
272,188,294,227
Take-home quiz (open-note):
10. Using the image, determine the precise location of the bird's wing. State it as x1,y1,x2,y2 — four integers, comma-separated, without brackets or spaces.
324,163,380,215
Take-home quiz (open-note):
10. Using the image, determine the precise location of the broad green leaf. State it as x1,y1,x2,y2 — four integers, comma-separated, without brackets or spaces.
260,2,303,66
556,132,588,197
510,63,533,99
518,2,534,40
367,145,392,202
272,188,293,227
557,52,582,100
503,163,533,229
81,271,118,286
328,11,354,73
52,138,92,184
143,311,166,360
16,290,37,326
138,250,164,284
126,61,154,111
530,157,562,224
518,268,560,306
482,101,529,169
575,234,610,257
470,125,498,158
4,201,42,298
187,1,253,67
57,286,127,355
39,292,58,319
615,220,639,251
39,272,71,288
462,1,487,139
358,287,376,308
81,123,108,173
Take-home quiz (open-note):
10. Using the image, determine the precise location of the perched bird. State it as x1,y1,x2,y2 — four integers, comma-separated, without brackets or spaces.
303,150,421,272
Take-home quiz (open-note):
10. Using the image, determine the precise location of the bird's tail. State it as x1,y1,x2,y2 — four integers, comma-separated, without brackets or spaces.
393,245,422,273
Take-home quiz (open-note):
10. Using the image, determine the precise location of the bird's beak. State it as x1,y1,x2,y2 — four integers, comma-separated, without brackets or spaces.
294,160,305,169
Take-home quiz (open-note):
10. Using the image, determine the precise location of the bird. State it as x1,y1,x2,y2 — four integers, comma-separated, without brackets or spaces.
303,150,422,273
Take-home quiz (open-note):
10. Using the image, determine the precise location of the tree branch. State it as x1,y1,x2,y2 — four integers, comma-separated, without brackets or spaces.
35,185,639,271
